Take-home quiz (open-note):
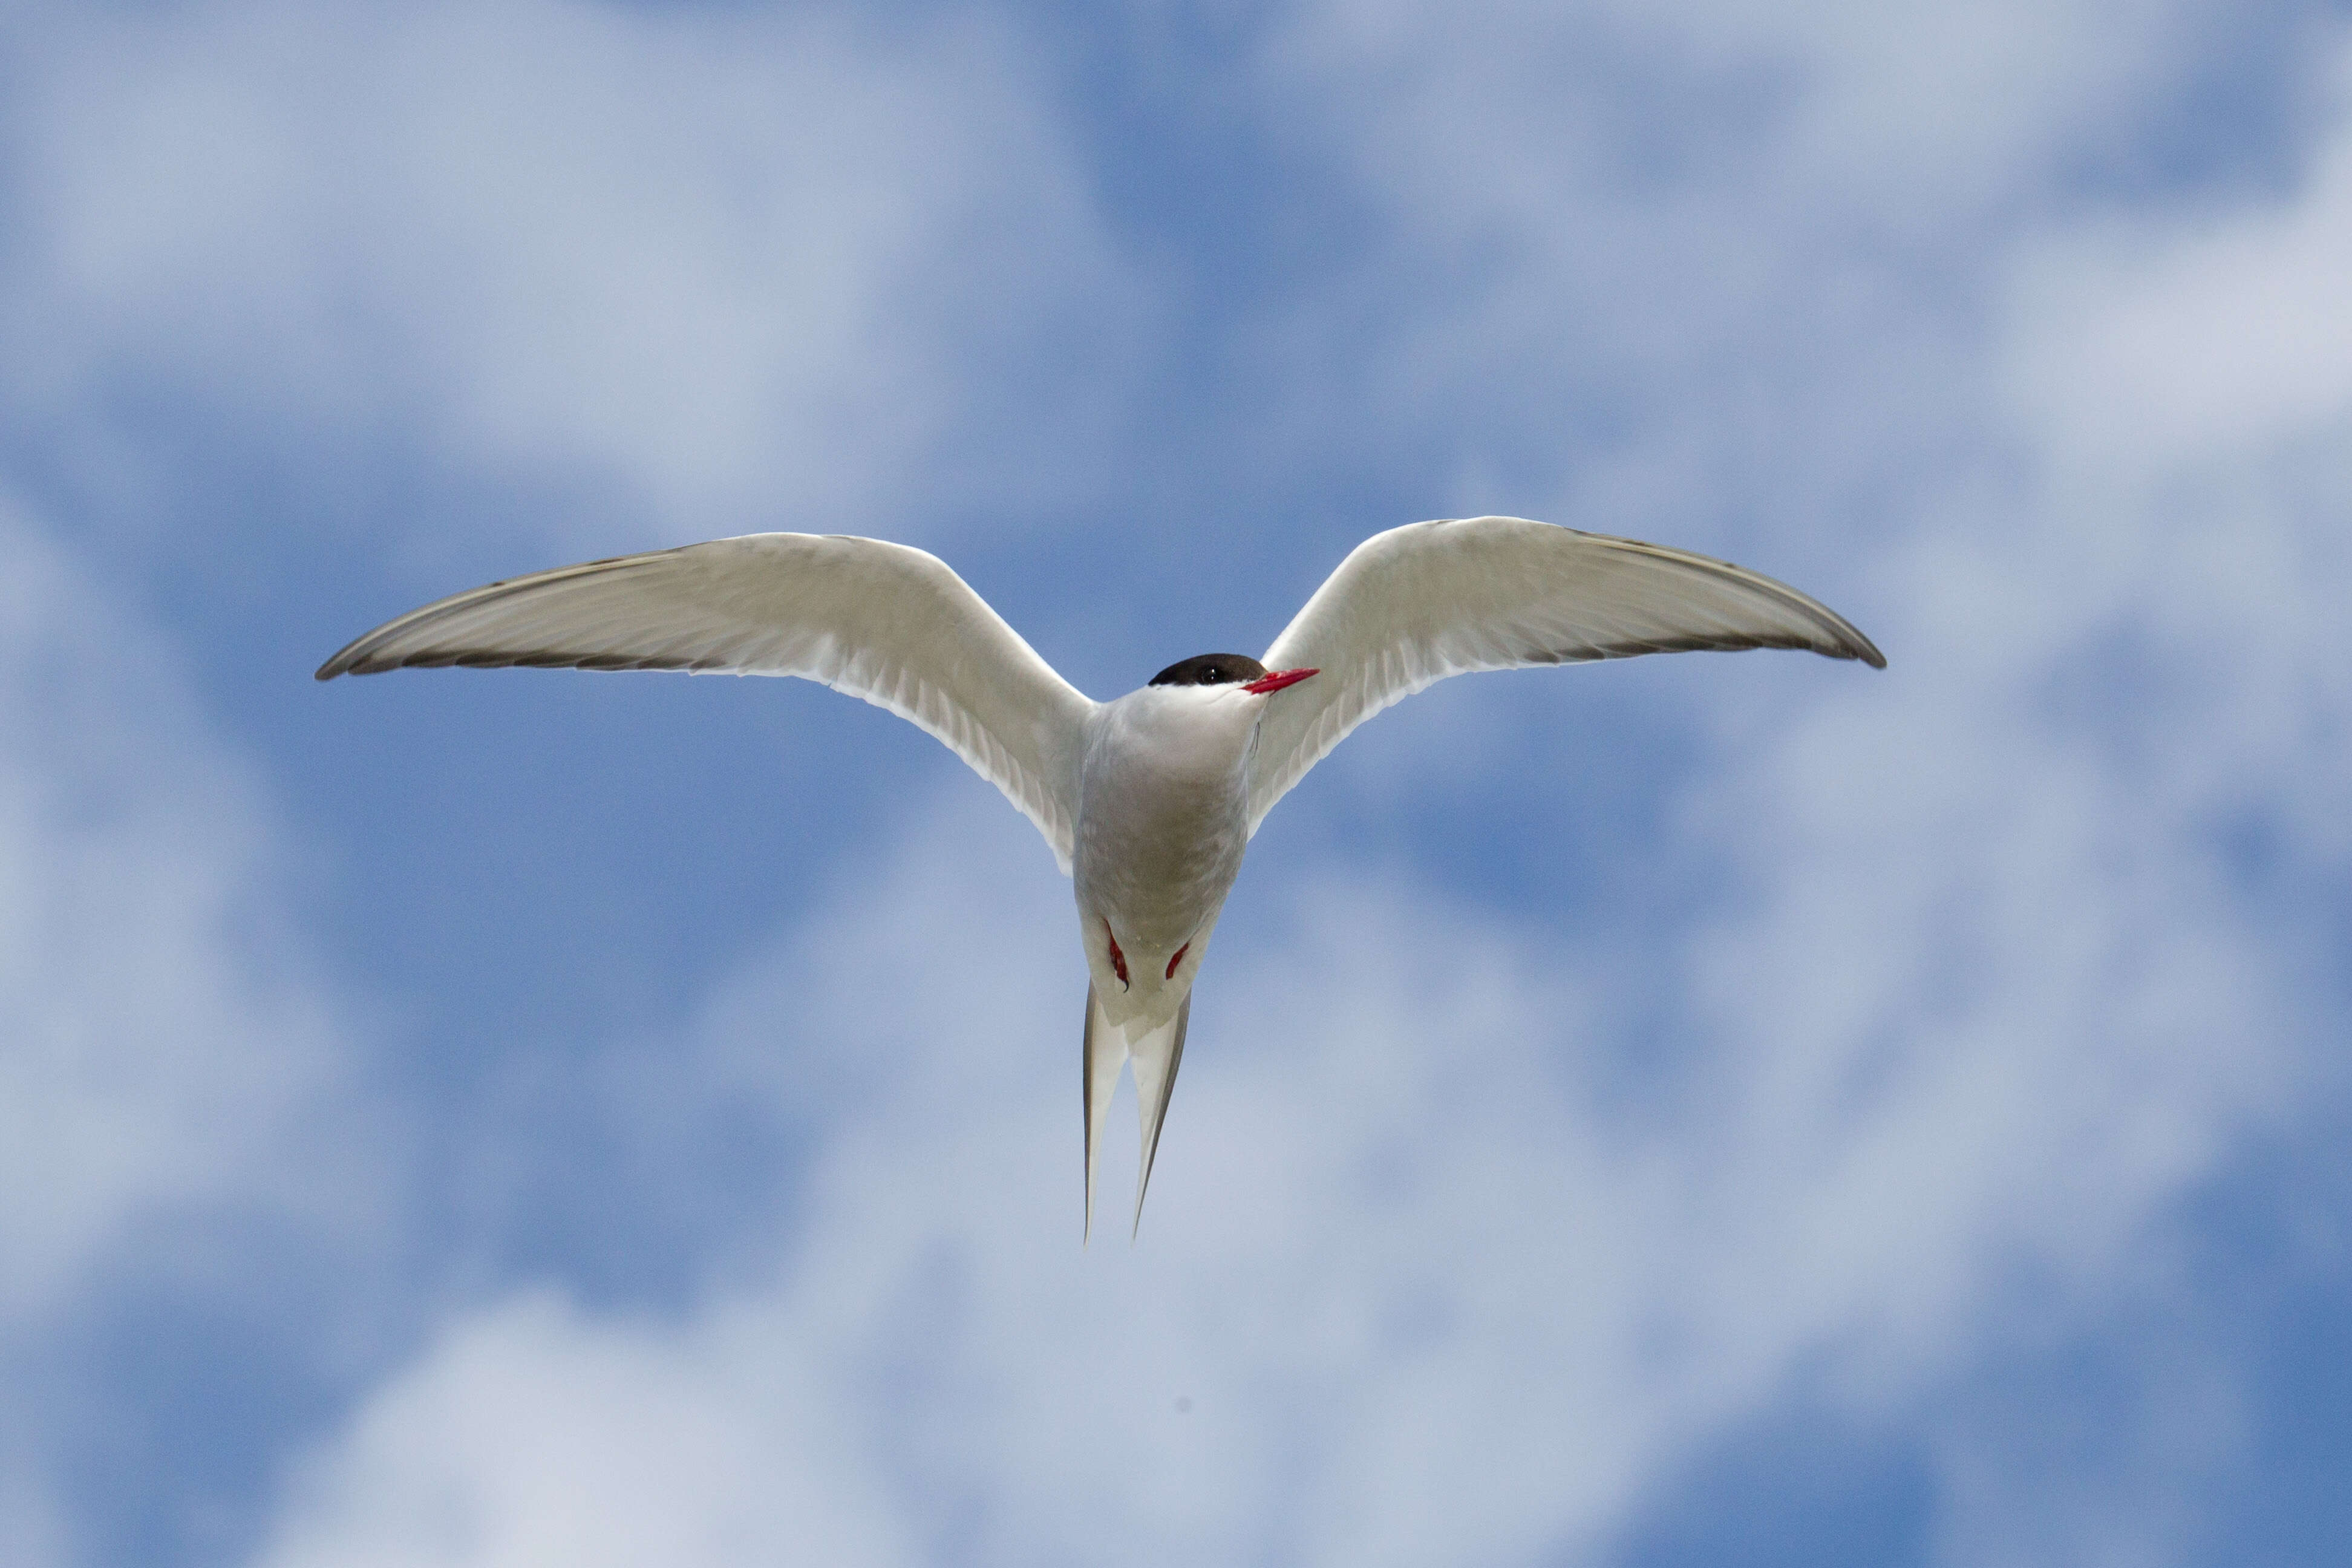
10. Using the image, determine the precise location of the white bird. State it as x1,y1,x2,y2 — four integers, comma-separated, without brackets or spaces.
318,517,1883,1238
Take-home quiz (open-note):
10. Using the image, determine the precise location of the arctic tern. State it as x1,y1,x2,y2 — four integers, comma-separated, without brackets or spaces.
318,517,1883,1238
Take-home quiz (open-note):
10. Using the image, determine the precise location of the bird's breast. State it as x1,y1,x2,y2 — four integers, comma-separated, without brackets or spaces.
1072,697,1255,959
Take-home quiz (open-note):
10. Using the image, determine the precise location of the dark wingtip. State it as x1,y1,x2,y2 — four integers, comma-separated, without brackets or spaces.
315,651,384,681
315,639,376,681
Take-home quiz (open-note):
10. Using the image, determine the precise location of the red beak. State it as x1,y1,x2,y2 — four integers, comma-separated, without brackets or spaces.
1242,667,1319,695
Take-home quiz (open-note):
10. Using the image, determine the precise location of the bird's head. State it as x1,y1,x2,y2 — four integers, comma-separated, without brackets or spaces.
1146,655,1319,699
1124,656,1321,780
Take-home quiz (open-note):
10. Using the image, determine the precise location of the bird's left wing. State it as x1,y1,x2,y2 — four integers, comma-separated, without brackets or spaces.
318,533,1097,871
1248,517,1883,831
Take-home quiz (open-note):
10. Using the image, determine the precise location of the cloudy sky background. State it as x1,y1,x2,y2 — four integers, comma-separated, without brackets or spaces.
4,1,2349,1563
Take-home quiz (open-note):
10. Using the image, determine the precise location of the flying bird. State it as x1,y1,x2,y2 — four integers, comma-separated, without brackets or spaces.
318,517,1883,1238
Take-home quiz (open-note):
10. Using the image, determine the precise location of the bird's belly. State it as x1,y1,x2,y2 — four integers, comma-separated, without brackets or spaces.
1079,794,1242,940
1073,773,1247,1007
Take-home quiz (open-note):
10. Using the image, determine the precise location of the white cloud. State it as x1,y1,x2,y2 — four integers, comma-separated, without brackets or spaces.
256,1292,914,1568
1991,41,2352,883
0,499,379,1568
246,677,2314,1568
241,6,2352,1565
2007,45,2352,469
5,0,1138,552
1217,0,2308,658
0,501,364,1324
1273,0,2206,226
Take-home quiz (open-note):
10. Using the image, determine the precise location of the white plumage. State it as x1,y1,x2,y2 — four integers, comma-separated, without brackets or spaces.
318,517,1883,1237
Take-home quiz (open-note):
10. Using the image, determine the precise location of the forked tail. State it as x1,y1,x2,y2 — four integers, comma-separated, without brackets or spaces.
1081,987,1194,1243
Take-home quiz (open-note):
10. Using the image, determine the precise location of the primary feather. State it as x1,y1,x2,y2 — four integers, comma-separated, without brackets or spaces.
1247,517,1883,830
316,532,1096,872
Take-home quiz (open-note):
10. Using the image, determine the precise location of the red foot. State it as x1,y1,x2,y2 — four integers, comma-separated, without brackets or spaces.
1103,921,1129,988
1165,943,1189,980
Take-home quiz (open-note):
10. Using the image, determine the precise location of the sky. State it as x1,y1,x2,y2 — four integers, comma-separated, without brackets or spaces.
2,1,2349,1564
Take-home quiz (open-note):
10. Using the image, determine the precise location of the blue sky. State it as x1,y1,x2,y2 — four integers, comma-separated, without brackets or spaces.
4,1,2350,1564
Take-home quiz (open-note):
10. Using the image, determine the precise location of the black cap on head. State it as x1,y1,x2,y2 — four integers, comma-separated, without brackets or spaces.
1149,653,1269,688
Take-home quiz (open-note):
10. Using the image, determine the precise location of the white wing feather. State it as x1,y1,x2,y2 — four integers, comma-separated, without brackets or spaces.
317,534,1097,872
1249,517,1883,831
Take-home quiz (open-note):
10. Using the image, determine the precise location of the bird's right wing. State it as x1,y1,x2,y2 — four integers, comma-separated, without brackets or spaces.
1247,517,1883,831
317,533,1097,872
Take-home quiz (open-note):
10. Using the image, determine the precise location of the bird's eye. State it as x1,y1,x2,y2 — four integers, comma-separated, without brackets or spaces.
1201,666,1222,684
